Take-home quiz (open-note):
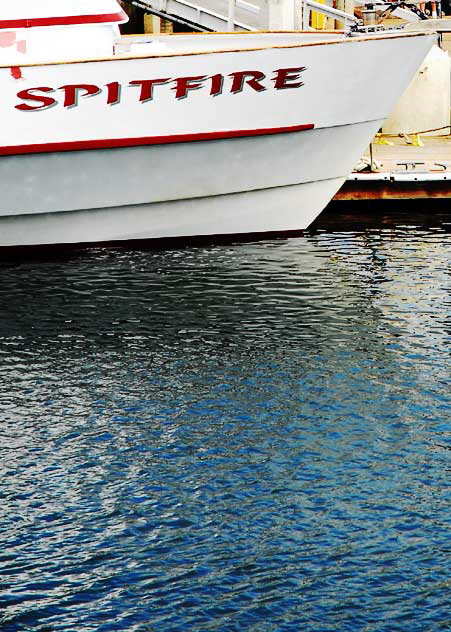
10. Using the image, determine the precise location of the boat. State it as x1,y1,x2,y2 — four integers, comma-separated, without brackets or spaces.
0,0,435,248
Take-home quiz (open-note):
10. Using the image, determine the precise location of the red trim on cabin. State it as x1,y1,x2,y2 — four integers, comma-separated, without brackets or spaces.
0,124,315,156
0,11,128,29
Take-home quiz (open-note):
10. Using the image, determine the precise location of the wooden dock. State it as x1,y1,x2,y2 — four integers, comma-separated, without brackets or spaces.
335,134,451,201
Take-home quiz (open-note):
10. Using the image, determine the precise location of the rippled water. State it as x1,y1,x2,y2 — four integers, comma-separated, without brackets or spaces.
1,206,450,631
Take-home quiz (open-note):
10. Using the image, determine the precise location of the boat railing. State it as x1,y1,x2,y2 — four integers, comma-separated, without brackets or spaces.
227,0,358,30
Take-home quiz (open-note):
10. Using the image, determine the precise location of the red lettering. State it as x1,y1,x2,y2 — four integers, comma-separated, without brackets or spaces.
229,71,266,94
60,84,101,108
13,66,306,115
129,79,170,102
173,76,207,99
106,81,121,105
210,74,224,97
15,87,56,111
273,67,306,90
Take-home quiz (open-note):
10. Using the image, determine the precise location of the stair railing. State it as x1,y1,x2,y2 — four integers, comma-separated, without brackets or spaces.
301,0,358,29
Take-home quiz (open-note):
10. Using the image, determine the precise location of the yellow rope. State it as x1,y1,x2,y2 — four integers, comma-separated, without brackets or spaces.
382,125,451,137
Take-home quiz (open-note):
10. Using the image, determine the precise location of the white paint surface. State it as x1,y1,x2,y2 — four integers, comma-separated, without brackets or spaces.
0,29,435,245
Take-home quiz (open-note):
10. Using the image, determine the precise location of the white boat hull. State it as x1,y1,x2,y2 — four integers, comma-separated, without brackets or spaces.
0,30,435,247
0,120,379,245
0,177,345,247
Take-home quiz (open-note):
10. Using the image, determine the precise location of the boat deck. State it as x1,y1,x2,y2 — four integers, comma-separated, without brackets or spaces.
115,30,343,56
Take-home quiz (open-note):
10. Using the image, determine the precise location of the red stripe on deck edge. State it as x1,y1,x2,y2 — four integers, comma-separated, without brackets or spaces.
0,124,315,156
0,11,128,29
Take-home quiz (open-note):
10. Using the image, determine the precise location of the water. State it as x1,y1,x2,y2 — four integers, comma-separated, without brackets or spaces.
0,206,450,631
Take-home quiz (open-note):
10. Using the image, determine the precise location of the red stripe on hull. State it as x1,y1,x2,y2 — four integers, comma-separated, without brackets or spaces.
0,11,128,29
0,124,315,156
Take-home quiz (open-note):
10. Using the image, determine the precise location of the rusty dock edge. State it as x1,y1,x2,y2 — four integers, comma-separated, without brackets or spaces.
335,171,451,201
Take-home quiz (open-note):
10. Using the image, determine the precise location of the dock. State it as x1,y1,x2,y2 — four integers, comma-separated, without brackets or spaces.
335,134,451,201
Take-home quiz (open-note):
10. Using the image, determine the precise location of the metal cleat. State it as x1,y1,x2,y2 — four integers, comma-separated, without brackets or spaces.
395,161,426,171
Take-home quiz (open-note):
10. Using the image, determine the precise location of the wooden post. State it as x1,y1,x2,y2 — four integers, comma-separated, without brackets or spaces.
160,18,174,33
312,0,326,29
335,0,354,29
144,13,160,33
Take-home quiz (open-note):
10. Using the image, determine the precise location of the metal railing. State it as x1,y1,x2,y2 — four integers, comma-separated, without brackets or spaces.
129,0,360,32
228,0,262,28
301,0,359,29
131,0,262,31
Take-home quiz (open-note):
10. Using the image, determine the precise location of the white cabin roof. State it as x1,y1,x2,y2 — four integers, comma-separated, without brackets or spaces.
0,0,128,29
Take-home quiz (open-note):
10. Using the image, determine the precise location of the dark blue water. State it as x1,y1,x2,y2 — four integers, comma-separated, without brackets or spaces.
1,207,450,631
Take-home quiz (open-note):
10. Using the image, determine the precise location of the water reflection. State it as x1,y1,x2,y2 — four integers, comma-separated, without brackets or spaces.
0,208,450,631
